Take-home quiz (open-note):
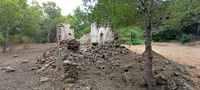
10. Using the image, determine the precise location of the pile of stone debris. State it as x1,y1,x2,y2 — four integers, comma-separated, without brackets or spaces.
34,40,199,90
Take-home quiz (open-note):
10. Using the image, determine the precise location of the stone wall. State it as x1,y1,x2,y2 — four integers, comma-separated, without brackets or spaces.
90,23,99,44
57,23,74,42
79,33,91,45
90,23,118,44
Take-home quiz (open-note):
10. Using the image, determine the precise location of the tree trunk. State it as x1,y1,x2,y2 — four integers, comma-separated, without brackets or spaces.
197,24,200,36
129,32,132,47
145,17,155,90
3,28,9,53
47,30,50,43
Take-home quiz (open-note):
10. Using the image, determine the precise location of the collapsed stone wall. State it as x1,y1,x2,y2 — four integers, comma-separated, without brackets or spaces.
59,39,80,79
79,23,118,45
79,33,91,45
90,23,118,44
57,23,74,42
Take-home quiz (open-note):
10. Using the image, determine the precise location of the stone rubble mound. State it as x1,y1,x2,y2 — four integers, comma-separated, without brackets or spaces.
59,39,80,52
36,47,57,64
34,42,198,90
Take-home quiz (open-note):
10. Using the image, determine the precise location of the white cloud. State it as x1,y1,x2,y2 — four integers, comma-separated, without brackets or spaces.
27,0,83,15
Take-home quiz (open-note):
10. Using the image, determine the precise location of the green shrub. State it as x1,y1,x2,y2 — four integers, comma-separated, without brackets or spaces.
8,35,20,51
131,31,144,45
22,36,32,49
0,33,4,45
152,29,178,42
117,26,145,45
179,34,193,43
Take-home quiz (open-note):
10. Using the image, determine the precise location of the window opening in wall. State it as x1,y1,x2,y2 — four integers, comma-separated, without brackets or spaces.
100,33,103,41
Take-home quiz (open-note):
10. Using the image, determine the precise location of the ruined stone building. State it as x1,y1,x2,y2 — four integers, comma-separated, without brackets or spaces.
90,23,118,45
56,23,74,42
79,33,91,44
79,23,118,45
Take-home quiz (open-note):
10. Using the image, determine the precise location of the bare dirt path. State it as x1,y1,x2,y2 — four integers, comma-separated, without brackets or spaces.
124,41,200,69
0,43,56,90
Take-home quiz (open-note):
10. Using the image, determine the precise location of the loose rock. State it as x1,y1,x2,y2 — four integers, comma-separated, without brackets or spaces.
173,72,180,76
182,75,191,81
40,77,49,82
21,60,29,63
13,55,18,58
5,66,15,72
188,65,196,68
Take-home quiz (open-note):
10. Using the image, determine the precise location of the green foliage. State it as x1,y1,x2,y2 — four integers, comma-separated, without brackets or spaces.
21,36,32,49
22,36,32,43
0,33,4,45
65,8,91,39
152,29,178,42
8,35,20,50
179,34,193,43
117,27,144,45
131,31,144,45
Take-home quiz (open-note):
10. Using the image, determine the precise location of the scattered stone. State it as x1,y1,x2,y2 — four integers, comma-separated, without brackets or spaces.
21,60,29,63
65,78,76,83
122,63,134,72
154,68,164,75
29,67,40,71
166,79,177,90
63,60,78,78
85,87,91,90
173,72,180,76
122,72,131,86
64,87,70,90
181,83,194,90
5,66,15,72
188,65,196,68
182,75,191,81
140,64,144,71
197,74,200,78
157,86,165,90
79,80,89,86
41,61,55,70
176,65,185,73
155,73,167,85
36,69,43,74
174,79,184,86
13,55,18,58
165,60,170,64
40,77,49,82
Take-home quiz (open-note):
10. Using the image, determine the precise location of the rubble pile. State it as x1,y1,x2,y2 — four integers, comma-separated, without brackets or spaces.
36,47,57,64
111,28,119,44
59,39,80,52
34,47,59,77
34,42,198,90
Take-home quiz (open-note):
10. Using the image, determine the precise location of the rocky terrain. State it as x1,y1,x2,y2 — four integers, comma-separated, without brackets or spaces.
33,40,199,90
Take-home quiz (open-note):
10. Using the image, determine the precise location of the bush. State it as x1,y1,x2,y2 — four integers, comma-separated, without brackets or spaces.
152,29,178,42
179,34,193,43
117,27,145,45
0,33,4,45
22,36,32,49
8,35,20,51
131,31,144,45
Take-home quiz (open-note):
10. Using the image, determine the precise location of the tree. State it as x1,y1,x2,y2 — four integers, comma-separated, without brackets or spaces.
19,1,43,38
40,1,62,43
82,0,189,89
0,0,27,53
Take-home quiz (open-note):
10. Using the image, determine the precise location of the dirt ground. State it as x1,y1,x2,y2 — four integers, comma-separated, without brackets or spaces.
124,41,200,89
0,43,56,90
124,41,200,70
0,41,200,90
